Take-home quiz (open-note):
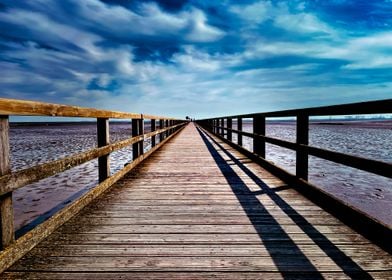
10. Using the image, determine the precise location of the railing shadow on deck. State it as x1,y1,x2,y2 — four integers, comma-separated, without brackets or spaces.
196,126,373,279
196,99,392,254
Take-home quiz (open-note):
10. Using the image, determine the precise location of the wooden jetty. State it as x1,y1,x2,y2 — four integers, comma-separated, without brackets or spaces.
0,98,391,279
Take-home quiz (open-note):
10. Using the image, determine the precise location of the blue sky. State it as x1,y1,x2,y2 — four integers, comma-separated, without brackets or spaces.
0,0,391,118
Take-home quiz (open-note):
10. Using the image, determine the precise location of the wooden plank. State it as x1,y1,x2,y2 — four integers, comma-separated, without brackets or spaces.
0,116,14,249
58,224,358,235
62,216,347,226
41,233,368,246
8,256,392,272
4,271,392,280
4,271,391,280
25,244,390,258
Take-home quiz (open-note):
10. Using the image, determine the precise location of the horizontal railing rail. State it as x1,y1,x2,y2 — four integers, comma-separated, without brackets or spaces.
217,126,391,178
0,98,187,272
0,98,176,120
196,99,392,252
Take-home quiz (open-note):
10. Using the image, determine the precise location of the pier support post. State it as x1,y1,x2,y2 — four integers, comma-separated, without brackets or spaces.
296,114,309,180
253,116,266,157
227,118,232,141
151,119,156,148
237,117,243,146
0,116,14,249
97,118,110,182
132,117,144,159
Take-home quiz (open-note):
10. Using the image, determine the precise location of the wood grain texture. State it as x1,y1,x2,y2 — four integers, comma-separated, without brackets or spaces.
0,116,14,249
0,98,178,120
1,123,391,279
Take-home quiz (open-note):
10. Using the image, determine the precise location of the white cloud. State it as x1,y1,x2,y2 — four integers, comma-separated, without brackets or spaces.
231,1,334,35
275,12,334,35
183,9,225,42
172,46,223,72
0,8,101,53
66,0,224,43
230,2,272,24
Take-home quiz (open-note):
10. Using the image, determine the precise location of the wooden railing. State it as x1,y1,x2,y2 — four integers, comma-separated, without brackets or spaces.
0,98,187,271
197,99,392,251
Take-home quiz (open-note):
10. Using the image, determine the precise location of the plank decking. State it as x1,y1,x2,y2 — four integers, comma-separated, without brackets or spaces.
2,123,391,279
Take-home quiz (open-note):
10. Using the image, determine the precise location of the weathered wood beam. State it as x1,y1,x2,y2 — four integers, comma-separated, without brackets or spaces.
0,116,14,250
0,98,178,120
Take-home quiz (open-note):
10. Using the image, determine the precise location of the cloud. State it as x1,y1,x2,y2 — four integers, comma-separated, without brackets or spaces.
230,1,334,35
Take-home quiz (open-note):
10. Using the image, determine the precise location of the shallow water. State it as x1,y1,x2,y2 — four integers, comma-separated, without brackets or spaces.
9,121,392,231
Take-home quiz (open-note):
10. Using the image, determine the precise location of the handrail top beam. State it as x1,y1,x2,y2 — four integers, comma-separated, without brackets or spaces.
0,98,179,120
200,99,392,120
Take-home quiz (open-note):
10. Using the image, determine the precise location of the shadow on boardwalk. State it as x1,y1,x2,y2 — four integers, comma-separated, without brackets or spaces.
196,126,372,279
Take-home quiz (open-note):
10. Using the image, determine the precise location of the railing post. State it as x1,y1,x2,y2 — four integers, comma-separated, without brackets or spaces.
253,116,266,157
132,117,144,159
97,118,110,182
296,114,309,180
227,118,232,141
151,119,156,148
165,120,169,138
220,118,224,137
238,117,243,146
159,119,164,142
0,115,14,249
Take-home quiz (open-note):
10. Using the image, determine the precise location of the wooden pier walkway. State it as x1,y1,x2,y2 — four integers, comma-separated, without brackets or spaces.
2,123,391,279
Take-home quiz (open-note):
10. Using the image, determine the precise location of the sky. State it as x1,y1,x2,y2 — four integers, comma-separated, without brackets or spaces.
0,0,391,119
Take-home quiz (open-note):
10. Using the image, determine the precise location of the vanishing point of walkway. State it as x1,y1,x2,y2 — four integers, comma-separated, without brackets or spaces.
2,123,391,279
